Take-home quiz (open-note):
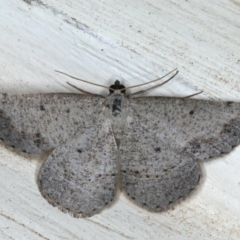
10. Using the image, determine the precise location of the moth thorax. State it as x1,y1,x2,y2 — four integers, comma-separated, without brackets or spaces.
112,95,123,117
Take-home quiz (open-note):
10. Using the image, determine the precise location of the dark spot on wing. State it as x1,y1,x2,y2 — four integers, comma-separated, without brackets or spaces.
34,139,42,147
35,132,41,138
154,147,161,152
189,110,194,115
226,101,233,107
40,105,45,111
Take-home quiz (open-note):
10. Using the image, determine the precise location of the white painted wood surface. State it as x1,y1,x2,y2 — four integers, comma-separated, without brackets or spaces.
1,0,240,239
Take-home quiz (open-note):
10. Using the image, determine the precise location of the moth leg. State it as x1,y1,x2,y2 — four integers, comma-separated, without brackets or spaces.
67,82,105,98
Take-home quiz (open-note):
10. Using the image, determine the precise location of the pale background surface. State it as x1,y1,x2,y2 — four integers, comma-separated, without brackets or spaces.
1,0,240,239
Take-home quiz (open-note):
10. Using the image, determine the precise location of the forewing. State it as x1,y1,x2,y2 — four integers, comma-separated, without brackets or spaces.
0,93,102,154
128,98,240,160
120,97,240,211
38,120,118,217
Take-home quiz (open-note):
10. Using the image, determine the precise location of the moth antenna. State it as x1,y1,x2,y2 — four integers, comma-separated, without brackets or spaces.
128,70,178,97
122,68,178,91
55,70,114,91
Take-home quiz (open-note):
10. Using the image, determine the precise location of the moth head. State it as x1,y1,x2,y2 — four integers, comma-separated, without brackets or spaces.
109,80,126,94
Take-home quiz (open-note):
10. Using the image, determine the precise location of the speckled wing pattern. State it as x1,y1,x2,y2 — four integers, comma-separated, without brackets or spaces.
120,98,240,211
1,92,240,217
0,93,103,154
38,120,118,217
0,93,118,217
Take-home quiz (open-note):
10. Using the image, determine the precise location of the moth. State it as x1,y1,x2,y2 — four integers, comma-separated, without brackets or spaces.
0,69,240,217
